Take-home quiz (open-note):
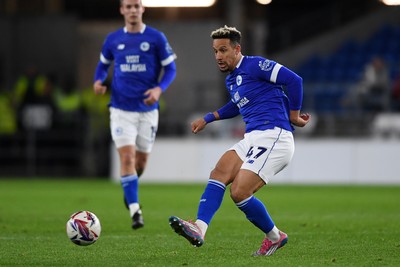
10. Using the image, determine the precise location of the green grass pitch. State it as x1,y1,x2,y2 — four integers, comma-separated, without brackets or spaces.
0,179,399,266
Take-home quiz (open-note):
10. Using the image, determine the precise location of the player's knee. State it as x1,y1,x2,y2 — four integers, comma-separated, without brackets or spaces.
120,152,135,168
135,154,148,176
136,159,145,172
136,168,144,177
230,185,251,203
210,168,233,185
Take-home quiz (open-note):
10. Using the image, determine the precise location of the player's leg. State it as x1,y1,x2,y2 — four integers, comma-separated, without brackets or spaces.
110,107,142,229
231,169,276,234
195,150,242,234
233,127,294,256
135,150,148,177
232,169,288,256
169,149,242,246
123,150,148,229
126,109,157,229
118,145,143,229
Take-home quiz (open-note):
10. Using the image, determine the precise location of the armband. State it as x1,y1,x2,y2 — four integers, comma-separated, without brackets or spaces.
203,112,216,124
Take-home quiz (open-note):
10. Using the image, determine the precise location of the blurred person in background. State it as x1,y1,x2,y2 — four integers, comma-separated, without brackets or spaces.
169,26,310,256
54,76,85,130
391,71,400,111
0,91,17,136
343,56,391,113
93,0,176,229
13,66,56,131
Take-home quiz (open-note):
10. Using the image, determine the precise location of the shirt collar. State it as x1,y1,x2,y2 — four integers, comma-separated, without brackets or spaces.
123,24,146,34
236,55,244,68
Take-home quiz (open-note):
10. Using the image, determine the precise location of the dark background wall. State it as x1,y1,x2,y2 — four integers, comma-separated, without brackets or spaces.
0,0,399,178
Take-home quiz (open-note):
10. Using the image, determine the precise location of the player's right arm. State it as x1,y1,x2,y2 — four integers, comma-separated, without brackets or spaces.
93,80,107,95
191,100,239,134
93,34,113,95
93,58,111,95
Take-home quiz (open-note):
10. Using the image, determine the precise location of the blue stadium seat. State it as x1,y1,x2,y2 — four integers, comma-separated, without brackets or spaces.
299,24,400,114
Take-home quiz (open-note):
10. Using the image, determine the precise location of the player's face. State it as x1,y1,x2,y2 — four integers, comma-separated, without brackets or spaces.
120,0,144,26
212,39,240,73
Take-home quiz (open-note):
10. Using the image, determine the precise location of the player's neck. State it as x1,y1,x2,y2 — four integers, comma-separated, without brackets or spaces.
234,54,244,68
125,22,144,33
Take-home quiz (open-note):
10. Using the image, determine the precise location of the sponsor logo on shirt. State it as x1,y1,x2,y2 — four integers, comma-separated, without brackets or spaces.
117,44,125,50
120,55,147,72
234,91,249,108
237,97,249,108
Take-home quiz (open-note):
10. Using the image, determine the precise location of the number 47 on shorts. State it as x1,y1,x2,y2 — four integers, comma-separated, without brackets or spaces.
246,146,267,164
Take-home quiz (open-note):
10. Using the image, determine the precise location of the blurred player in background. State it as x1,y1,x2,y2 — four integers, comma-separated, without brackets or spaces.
93,0,176,229
169,26,310,256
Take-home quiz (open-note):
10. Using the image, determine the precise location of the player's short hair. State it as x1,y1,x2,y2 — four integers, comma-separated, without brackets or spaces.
120,0,142,6
210,26,241,46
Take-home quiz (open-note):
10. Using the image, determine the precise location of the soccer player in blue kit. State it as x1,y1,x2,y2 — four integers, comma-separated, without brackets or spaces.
93,0,176,229
169,26,310,256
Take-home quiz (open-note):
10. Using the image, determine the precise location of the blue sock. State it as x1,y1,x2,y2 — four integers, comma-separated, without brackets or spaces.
236,195,275,234
121,174,139,204
197,179,226,225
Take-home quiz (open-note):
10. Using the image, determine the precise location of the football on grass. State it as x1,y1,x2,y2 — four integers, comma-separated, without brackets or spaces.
66,210,101,246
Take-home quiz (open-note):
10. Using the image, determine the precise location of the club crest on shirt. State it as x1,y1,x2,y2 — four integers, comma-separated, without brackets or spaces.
236,75,242,86
117,44,125,50
259,59,273,72
140,42,150,52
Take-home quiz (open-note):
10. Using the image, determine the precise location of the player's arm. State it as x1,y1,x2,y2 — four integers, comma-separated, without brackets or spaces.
159,60,177,92
144,33,177,105
275,65,311,127
289,110,310,127
191,101,239,134
144,61,176,105
93,55,111,95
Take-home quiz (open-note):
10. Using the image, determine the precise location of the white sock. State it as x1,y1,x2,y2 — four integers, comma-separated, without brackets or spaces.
266,226,281,242
129,203,140,217
195,219,208,238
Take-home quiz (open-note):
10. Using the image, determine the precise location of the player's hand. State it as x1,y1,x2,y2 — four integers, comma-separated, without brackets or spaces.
93,80,107,95
191,118,207,134
144,87,162,106
290,110,311,127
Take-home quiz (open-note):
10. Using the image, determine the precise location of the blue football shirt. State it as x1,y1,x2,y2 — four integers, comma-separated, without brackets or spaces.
225,56,303,132
97,25,176,112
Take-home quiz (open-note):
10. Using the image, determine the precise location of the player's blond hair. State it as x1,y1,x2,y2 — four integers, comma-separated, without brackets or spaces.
210,25,241,45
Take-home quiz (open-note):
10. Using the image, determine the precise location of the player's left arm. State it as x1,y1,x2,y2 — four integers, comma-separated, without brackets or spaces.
289,110,310,127
275,65,311,127
158,61,177,91
143,62,176,105
144,33,177,106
